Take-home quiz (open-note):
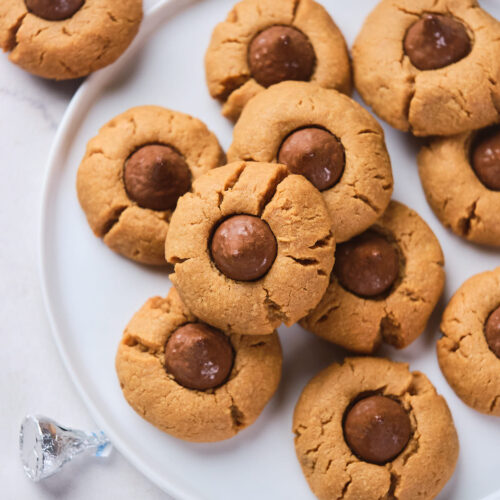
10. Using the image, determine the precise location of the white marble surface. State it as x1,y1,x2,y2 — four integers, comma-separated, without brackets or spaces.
3,1,500,499
0,1,168,498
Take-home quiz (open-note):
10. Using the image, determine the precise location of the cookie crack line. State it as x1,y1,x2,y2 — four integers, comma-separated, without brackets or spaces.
400,401,421,467
95,40,113,63
285,255,319,266
385,466,400,500
309,233,333,249
107,11,118,23
5,12,28,52
291,0,301,23
490,395,500,413
210,163,246,212
304,442,322,455
30,26,50,42
87,147,115,161
249,340,267,348
457,198,480,236
442,196,451,212
489,85,500,115
262,285,288,325
169,256,189,264
218,74,250,101
58,59,78,78
404,78,416,131
128,116,138,136
316,303,341,323
352,192,380,213
400,288,427,304
357,128,380,136
395,6,421,17
124,334,160,356
334,460,363,498
379,309,403,347
445,331,472,353
228,393,245,430
256,169,288,216
337,474,353,500
101,205,128,237
210,163,288,223
453,89,472,119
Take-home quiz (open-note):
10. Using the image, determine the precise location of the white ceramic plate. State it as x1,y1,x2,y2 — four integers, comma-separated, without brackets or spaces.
39,1,500,499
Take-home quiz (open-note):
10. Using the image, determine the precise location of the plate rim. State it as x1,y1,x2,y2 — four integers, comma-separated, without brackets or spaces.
38,1,203,499
37,1,500,499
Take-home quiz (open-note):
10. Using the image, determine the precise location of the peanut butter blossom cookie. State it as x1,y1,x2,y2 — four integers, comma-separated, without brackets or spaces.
165,160,335,336
228,82,393,243
77,106,225,265
301,201,445,353
419,125,500,246
293,357,459,500
352,0,500,136
205,0,351,121
0,0,142,79
438,267,500,416
116,287,282,442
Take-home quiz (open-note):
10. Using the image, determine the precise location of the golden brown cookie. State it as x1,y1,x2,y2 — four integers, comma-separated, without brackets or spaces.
205,0,351,121
116,287,282,442
301,201,445,353
228,82,393,243
352,0,500,137
77,105,225,265
0,0,143,80
293,357,459,500
165,160,335,335
437,267,500,416
418,126,500,246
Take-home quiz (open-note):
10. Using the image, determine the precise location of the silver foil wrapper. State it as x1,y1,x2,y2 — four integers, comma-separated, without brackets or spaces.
20,415,112,481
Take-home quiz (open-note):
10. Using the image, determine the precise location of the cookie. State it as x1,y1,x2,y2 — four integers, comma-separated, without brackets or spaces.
205,0,351,121
77,105,225,265
228,82,393,243
352,0,500,137
116,287,282,442
437,267,500,416
301,201,445,353
418,125,500,246
293,357,459,500
165,160,335,335
0,0,142,80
